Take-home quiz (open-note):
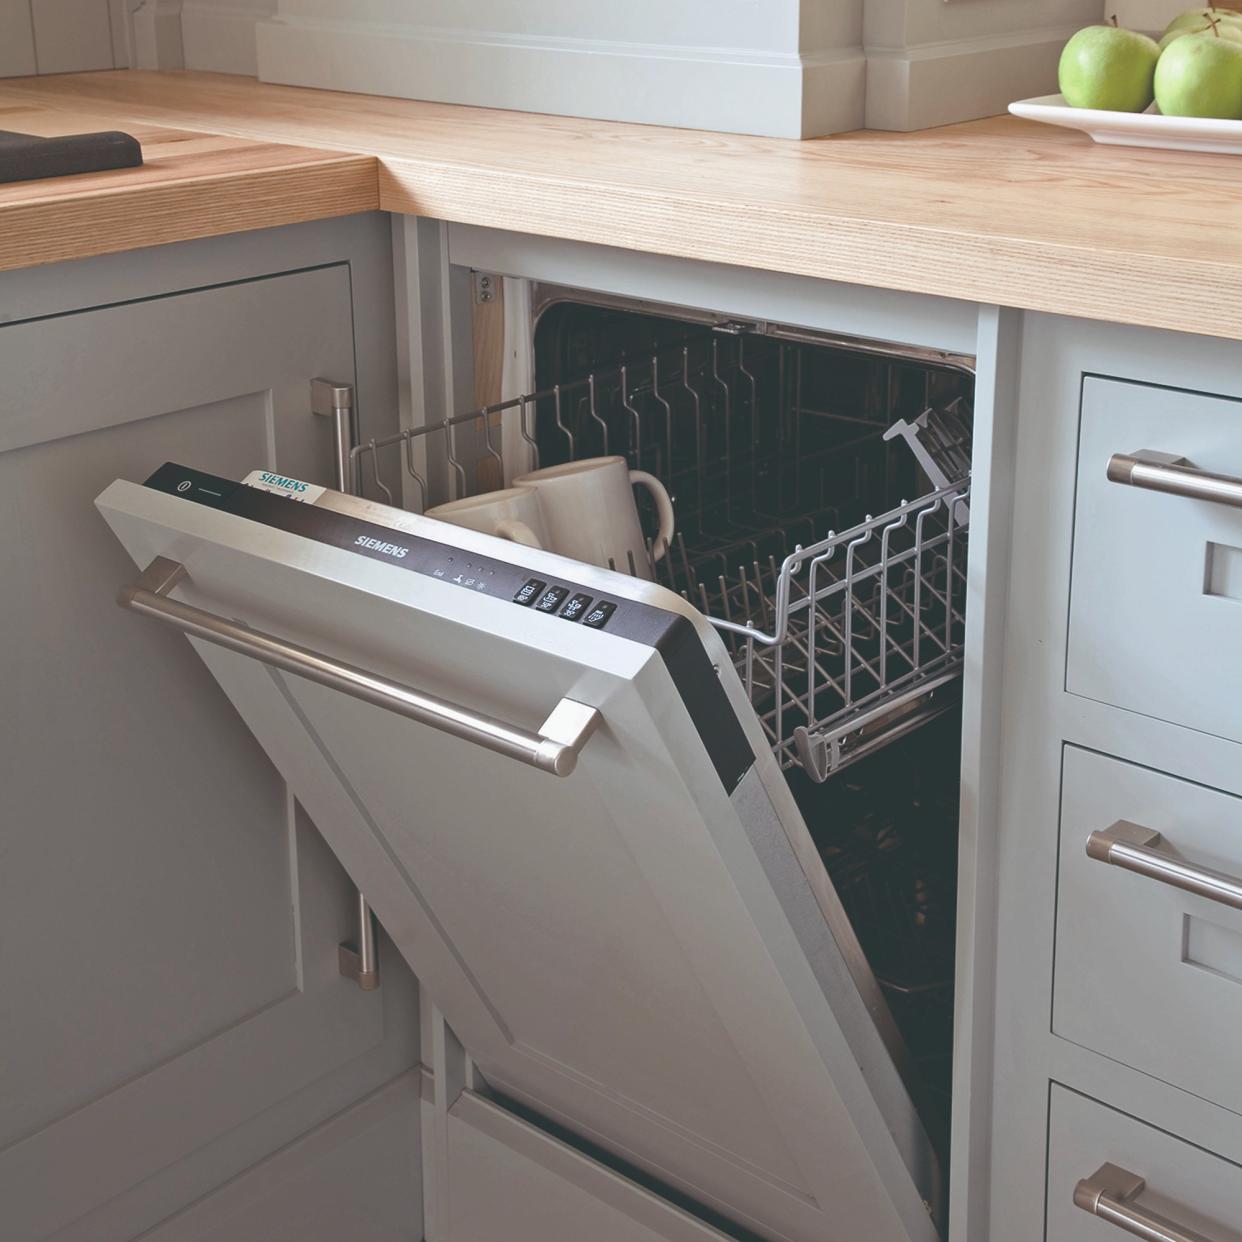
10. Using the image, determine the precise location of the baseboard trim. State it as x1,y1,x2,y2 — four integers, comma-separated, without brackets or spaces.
864,26,1079,131
182,2,271,76
255,17,866,138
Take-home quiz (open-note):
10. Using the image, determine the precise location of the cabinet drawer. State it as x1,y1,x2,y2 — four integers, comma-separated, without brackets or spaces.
1068,376,1242,743
1047,1084,1242,1241
1055,747,1242,1115
443,1092,730,1242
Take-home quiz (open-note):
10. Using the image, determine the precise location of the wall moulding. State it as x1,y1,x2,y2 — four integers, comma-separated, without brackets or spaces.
162,0,1102,136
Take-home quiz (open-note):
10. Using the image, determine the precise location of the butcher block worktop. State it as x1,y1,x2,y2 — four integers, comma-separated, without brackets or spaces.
2,70,1241,340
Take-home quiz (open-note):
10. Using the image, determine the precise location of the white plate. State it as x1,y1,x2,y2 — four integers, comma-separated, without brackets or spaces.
1009,93,1242,154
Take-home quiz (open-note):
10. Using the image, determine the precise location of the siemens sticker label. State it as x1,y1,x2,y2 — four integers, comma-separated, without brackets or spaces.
242,469,327,504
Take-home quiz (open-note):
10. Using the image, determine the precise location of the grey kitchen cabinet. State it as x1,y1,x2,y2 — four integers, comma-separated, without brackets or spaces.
1047,1085,1242,1242
986,314,1242,1242
0,216,421,1242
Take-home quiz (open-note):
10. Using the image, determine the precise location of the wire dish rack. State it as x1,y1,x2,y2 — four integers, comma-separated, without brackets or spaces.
350,328,971,780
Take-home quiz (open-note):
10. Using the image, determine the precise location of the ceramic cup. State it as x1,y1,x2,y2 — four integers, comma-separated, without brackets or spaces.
425,486,549,549
513,456,675,579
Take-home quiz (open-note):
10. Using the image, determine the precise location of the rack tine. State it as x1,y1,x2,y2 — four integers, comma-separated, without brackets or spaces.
347,444,364,497
621,365,642,466
681,347,704,525
519,394,540,469
678,533,695,593
697,580,713,619
402,432,428,512
588,373,609,456
479,407,504,477
944,492,958,652
752,560,772,631
367,439,394,507
444,416,467,499
553,385,575,458
651,353,673,478
643,536,661,582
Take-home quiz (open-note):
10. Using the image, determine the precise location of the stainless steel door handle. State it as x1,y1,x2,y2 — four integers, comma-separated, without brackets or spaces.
1075,1163,1218,1242
1108,450,1242,511
119,557,600,777
1087,822,1242,913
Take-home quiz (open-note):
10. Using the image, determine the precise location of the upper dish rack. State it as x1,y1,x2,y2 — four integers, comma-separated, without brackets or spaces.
349,328,971,780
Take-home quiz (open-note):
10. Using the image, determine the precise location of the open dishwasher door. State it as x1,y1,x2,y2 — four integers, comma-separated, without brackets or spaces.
97,465,942,1242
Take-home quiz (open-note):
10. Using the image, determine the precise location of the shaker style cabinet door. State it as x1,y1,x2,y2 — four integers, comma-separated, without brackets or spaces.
0,263,417,1242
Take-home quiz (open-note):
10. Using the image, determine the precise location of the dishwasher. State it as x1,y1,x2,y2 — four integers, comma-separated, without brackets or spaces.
96,283,973,1242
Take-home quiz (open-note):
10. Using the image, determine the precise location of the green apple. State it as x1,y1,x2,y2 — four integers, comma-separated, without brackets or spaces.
1059,23,1160,111
1159,16,1242,49
1164,7,1242,36
1155,27,1242,116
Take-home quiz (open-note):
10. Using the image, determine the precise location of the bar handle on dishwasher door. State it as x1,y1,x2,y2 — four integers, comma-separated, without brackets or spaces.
118,557,601,777
1107,450,1242,511
1086,821,1242,913
1075,1163,1219,1242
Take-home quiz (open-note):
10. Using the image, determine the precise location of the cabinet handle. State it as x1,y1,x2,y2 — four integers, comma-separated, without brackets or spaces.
118,556,600,777
1107,450,1242,511
1087,822,1242,913
1075,1162,1219,1242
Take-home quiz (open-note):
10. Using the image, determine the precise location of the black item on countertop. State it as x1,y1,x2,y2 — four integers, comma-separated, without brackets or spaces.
0,129,143,184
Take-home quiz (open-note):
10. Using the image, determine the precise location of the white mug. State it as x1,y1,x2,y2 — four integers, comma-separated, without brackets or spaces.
425,486,549,549
513,456,675,579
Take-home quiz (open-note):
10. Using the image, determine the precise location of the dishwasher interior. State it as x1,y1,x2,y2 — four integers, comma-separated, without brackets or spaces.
353,288,973,1158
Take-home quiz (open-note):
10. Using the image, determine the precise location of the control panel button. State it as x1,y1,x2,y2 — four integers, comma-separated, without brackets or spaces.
513,578,546,606
559,592,593,622
582,600,618,630
535,584,570,613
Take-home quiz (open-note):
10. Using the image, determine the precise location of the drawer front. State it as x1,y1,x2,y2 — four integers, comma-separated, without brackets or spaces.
443,1091,731,1242
1055,747,1242,1115
1047,1084,1242,1241
1068,376,1242,743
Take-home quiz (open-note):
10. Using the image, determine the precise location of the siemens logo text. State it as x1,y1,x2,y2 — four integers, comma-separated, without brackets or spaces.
355,535,409,559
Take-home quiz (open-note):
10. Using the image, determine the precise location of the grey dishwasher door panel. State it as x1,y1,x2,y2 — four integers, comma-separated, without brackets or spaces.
97,478,941,1242
1068,376,1242,744
1055,746,1242,1118
443,1091,731,1242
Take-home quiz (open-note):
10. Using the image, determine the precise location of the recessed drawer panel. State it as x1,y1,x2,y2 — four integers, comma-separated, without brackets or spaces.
444,1091,731,1242
1068,376,1242,743
1047,1084,1242,1242
1056,747,1242,1114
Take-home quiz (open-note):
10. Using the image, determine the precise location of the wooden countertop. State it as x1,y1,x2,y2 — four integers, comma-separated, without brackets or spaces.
0,93,377,269
2,70,1241,340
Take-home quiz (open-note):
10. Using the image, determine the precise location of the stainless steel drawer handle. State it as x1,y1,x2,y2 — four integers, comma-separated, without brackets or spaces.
1108,449,1242,511
1087,821,1242,913
118,557,600,777
1075,1162,1218,1242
